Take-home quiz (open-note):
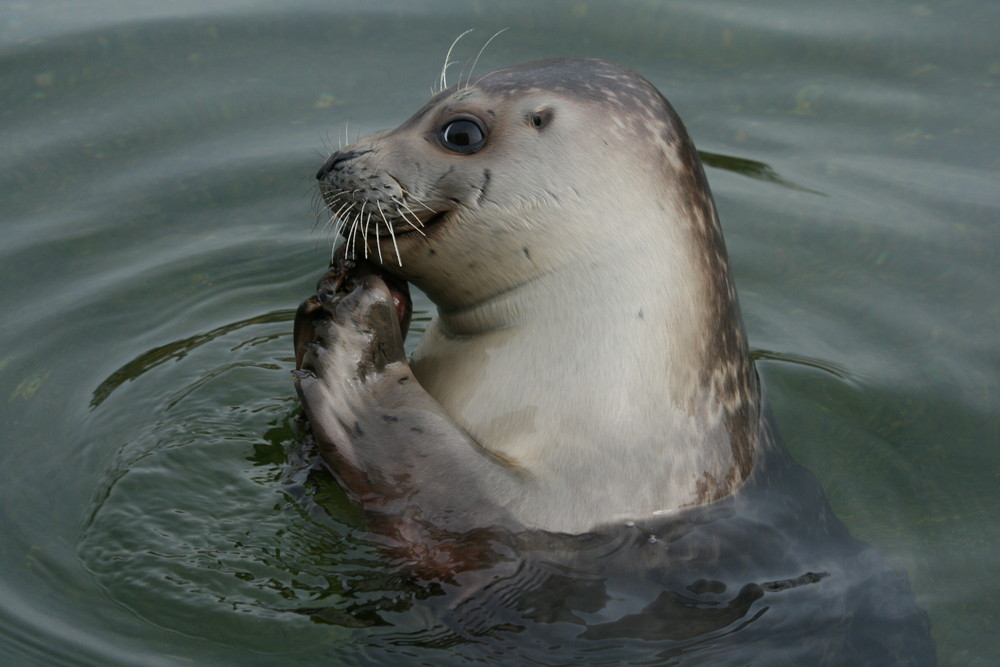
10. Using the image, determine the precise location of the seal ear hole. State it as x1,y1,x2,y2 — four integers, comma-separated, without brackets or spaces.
529,109,553,129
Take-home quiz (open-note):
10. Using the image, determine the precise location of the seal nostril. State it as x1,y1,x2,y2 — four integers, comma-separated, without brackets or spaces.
316,149,375,181
316,153,347,180
316,155,336,180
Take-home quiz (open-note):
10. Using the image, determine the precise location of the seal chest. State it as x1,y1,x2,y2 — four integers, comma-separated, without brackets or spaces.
305,57,758,534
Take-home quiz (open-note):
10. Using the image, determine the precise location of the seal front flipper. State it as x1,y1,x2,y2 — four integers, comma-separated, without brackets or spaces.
294,259,412,369
293,262,522,553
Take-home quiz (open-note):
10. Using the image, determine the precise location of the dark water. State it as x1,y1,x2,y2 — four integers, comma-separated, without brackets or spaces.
1,0,996,664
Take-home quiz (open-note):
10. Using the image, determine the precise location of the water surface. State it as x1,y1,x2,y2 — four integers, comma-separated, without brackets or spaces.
1,0,997,664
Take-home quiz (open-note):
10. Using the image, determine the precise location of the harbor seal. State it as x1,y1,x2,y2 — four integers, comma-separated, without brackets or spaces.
297,57,756,535
292,57,935,663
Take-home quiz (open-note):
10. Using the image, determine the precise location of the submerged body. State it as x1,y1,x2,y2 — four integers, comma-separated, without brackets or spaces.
294,58,934,662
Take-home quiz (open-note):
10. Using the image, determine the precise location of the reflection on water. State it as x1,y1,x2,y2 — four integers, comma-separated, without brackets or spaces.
699,151,825,195
90,309,297,408
751,349,851,380
90,304,433,409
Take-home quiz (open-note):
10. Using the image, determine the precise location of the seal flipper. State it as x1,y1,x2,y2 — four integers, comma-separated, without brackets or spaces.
297,258,410,342
293,261,524,573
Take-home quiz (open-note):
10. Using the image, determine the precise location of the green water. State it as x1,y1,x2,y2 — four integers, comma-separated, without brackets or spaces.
1,0,996,664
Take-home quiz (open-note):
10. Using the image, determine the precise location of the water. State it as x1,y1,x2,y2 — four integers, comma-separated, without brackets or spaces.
1,0,997,663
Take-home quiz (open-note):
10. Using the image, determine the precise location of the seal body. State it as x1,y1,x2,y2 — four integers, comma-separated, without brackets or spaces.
305,58,756,534
293,58,935,663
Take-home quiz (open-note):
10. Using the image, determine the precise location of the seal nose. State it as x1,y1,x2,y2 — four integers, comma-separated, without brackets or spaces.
315,149,371,181
315,153,341,180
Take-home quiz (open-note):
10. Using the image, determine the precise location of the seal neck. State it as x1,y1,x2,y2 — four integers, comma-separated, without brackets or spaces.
434,275,543,338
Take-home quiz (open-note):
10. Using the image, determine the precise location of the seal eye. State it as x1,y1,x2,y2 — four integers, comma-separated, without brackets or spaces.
439,117,487,153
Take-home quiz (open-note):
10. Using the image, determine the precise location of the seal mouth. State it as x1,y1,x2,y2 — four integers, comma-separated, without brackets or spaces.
371,209,450,240
380,270,412,335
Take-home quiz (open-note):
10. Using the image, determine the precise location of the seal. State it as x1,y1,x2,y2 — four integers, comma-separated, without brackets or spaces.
292,57,935,664
297,57,757,535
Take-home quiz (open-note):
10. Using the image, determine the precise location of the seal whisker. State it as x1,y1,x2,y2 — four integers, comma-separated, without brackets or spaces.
324,210,341,235
324,191,353,219
378,202,404,267
332,197,354,218
341,218,352,259
399,188,438,214
325,188,352,200
396,197,426,218
373,217,384,264
328,200,355,237
332,199,354,221
348,212,362,259
471,67,513,90
389,226,402,267
395,201,430,235
394,205,428,237
319,206,336,232
342,215,352,259
464,28,509,91
353,213,362,259
439,29,474,93
322,203,342,232
397,203,420,223
330,216,346,241
362,211,373,259
353,212,364,258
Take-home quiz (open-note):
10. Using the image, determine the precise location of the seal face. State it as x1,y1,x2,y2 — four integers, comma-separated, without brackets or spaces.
305,57,758,534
